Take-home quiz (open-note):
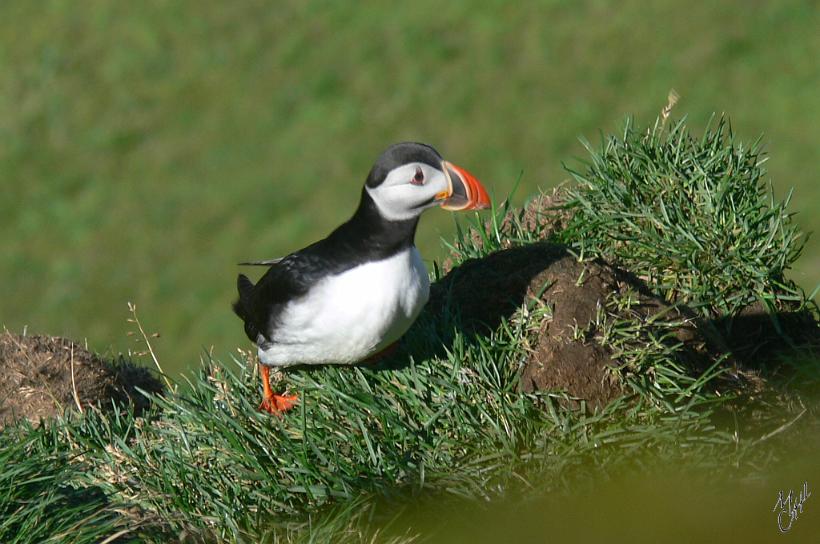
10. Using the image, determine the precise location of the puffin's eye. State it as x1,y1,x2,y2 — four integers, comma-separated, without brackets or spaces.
411,167,424,185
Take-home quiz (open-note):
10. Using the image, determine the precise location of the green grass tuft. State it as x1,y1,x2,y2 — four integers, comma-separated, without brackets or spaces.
0,422,127,544
561,116,812,319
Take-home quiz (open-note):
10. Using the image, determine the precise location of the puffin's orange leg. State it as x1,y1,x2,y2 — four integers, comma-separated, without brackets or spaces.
258,364,298,415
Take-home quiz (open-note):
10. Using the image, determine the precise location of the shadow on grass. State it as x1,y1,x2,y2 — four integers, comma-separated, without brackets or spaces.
390,243,569,368
385,243,818,387
714,303,820,365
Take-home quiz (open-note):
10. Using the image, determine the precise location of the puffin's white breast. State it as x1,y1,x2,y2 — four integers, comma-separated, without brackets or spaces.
258,247,430,367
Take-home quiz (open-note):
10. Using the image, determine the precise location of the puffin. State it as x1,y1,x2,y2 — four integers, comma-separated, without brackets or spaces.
233,142,490,414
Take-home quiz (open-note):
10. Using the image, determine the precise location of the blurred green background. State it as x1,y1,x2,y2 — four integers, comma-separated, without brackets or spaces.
1,1,818,376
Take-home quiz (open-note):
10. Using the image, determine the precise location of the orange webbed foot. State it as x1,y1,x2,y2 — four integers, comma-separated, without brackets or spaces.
259,392,298,415
258,363,297,415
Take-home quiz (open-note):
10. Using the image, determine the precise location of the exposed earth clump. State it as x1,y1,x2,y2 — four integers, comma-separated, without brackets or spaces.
429,188,818,409
0,331,163,428
430,243,719,409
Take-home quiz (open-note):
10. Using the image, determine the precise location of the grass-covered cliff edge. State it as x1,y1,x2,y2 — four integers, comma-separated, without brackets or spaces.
2,117,818,543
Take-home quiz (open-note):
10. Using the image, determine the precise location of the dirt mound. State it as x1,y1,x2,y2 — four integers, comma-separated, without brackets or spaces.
430,243,720,409
0,332,163,428
430,187,819,410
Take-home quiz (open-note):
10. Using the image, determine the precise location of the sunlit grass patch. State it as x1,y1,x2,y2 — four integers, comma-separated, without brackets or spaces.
561,115,811,320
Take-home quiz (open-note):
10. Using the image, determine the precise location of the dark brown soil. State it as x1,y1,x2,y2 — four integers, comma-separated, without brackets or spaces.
429,187,818,410
0,331,163,428
430,243,716,409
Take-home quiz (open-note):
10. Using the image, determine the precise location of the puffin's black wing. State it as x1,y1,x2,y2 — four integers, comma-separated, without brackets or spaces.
232,240,346,343
233,253,313,343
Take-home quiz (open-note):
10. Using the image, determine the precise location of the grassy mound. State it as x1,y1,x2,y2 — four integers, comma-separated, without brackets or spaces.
562,116,811,320
1,117,817,543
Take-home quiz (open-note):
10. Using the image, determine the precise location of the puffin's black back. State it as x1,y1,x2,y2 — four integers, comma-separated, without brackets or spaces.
233,142,442,343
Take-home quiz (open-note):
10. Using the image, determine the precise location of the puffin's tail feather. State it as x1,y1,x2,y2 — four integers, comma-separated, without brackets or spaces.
233,274,255,319
234,274,260,342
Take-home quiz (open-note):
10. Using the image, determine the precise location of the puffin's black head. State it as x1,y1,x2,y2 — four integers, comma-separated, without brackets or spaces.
363,142,490,222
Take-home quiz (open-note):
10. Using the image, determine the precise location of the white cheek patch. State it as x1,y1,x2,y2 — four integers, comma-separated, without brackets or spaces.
367,163,448,222
367,185,419,222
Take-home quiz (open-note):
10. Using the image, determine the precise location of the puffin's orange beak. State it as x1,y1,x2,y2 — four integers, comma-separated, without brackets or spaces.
439,161,491,211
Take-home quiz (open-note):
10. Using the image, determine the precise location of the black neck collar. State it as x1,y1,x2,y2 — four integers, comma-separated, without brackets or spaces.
338,189,419,256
